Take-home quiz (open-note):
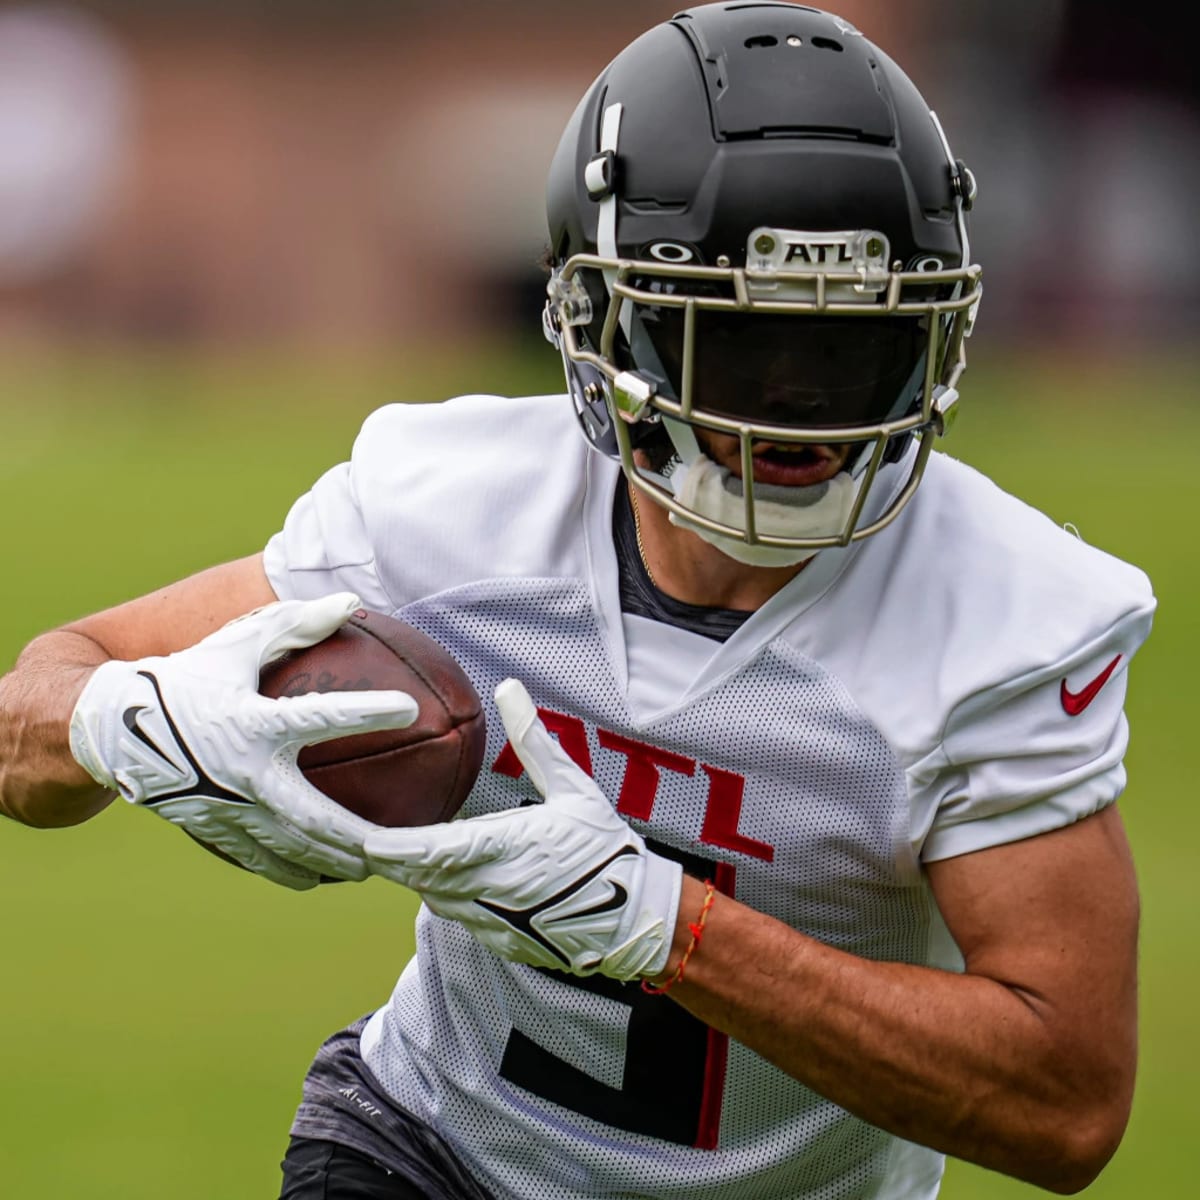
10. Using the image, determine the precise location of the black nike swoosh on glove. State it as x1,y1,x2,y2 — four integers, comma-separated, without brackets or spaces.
123,704,186,773
127,671,253,808
475,845,638,968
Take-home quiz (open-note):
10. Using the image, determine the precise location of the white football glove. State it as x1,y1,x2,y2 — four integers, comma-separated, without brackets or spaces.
363,678,683,980
69,592,419,890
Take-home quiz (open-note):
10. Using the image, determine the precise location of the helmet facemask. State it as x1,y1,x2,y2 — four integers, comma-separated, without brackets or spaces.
547,231,981,562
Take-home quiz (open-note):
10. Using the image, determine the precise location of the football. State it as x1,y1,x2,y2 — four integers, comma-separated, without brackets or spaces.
258,608,487,827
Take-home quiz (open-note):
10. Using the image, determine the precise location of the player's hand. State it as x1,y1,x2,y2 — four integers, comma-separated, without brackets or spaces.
364,678,683,980
68,593,418,890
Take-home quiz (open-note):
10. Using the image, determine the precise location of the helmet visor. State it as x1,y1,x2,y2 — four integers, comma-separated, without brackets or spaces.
641,308,929,429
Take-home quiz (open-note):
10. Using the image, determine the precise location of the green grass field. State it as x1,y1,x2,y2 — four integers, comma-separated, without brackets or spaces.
1,345,1195,1198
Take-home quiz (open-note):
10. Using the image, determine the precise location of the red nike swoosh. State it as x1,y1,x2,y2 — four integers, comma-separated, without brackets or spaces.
1060,655,1122,716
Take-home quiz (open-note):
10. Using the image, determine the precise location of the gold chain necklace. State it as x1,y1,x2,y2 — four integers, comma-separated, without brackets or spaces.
629,487,660,590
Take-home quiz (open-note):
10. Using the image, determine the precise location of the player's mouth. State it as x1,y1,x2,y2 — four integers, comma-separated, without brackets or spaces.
742,442,850,488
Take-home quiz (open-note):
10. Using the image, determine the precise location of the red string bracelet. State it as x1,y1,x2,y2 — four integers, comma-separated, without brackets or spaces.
641,879,717,995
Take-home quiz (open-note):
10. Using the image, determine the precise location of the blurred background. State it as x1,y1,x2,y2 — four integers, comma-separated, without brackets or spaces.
1,0,1197,347
0,2,1195,1198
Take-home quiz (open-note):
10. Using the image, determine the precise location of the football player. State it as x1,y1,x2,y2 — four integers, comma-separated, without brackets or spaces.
0,6,1154,1199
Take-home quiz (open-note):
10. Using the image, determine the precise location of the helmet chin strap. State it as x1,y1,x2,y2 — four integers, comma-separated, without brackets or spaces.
651,418,864,567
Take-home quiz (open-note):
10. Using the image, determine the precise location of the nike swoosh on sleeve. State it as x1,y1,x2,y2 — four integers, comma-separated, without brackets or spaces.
1060,654,1122,717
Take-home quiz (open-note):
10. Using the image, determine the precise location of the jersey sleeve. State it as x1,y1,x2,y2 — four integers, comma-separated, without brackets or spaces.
262,459,395,613
262,393,585,614
912,594,1155,864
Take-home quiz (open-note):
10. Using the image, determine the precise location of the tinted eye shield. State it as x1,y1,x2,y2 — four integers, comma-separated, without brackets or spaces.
641,309,930,429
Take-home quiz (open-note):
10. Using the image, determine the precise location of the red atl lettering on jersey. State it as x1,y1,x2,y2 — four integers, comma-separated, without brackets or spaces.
491,710,775,864
490,708,593,776
598,729,694,820
698,765,775,862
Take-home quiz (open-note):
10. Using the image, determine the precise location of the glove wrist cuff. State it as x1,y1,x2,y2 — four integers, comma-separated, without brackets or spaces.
68,661,127,793
637,854,684,978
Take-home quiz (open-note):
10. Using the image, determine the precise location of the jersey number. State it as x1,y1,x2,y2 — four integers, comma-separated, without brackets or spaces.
498,845,733,1149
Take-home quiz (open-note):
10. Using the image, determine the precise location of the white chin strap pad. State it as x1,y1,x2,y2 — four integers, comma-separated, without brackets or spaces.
669,454,860,566
656,418,861,567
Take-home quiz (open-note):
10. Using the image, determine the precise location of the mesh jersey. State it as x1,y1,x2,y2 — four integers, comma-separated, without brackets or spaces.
264,393,1155,1200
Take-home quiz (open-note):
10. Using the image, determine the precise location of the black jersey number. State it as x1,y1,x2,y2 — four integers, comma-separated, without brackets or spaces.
498,845,731,1149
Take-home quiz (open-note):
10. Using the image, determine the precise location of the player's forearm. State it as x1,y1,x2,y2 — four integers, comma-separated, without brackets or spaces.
659,876,1125,1194
0,632,114,827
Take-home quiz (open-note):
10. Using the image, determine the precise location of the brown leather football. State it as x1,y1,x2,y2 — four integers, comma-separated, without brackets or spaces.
258,609,486,827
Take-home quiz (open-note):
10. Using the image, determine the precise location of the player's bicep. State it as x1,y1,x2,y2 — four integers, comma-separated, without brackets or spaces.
927,805,1139,1094
61,554,279,661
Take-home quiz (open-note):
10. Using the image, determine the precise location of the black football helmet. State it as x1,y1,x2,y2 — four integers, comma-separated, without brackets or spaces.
544,3,982,560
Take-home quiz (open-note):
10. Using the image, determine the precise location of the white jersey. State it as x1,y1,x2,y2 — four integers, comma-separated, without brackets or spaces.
264,393,1154,1200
